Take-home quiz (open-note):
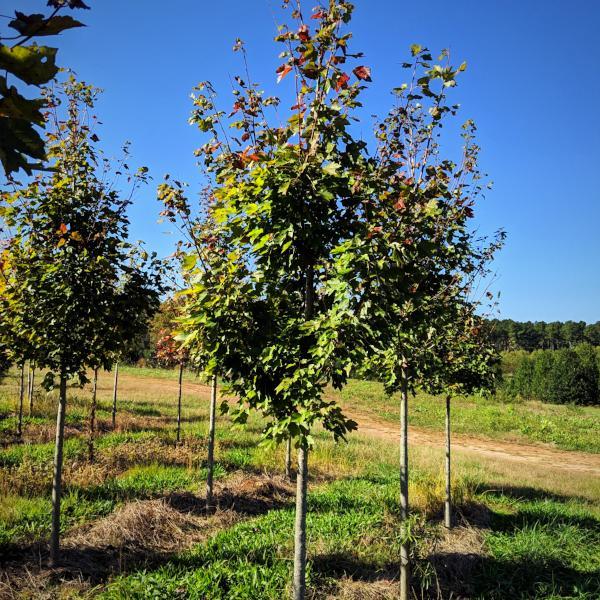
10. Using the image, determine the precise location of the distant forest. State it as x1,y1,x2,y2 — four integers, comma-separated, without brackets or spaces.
485,319,600,351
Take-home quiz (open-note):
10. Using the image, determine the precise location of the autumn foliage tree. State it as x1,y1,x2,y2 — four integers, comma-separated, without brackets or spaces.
355,46,504,597
0,78,162,565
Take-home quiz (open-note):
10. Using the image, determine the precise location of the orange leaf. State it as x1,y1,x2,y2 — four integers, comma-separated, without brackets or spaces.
353,65,372,82
298,24,310,42
276,64,293,83
335,73,350,91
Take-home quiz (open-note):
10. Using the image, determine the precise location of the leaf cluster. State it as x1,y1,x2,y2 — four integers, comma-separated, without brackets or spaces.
0,1,88,177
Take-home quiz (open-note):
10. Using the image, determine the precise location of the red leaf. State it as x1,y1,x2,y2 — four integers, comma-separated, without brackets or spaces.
59,223,68,234
335,73,350,91
276,64,293,83
311,10,326,19
298,24,310,42
241,132,250,142
394,198,406,211
353,65,372,82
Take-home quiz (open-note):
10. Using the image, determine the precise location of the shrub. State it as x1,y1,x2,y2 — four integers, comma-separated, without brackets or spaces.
504,344,599,405
531,350,556,402
545,347,598,405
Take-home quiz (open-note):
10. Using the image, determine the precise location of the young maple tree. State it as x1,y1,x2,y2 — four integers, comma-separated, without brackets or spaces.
0,77,162,565
167,2,384,596
422,305,499,529
353,47,504,598
0,248,36,437
165,3,502,597
154,300,189,444
157,187,228,512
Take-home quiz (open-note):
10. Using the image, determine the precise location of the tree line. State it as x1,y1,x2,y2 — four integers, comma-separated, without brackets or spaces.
485,319,600,351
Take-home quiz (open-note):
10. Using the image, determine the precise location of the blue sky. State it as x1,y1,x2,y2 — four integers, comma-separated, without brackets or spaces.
12,0,600,322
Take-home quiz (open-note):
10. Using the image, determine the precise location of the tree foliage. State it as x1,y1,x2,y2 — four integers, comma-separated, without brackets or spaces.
0,77,163,385
0,1,89,177
507,344,599,405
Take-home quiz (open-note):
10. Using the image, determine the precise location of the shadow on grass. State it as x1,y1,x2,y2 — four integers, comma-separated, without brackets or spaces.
311,552,397,583
428,552,600,599
480,483,600,507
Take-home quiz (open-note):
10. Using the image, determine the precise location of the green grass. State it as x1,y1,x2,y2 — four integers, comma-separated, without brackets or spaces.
335,379,600,453
101,473,600,600
0,365,599,598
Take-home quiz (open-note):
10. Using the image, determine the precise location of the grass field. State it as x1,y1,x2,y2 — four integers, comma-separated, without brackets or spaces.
0,366,598,599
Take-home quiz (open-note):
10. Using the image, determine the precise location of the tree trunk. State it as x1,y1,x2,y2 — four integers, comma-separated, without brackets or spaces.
205,374,217,512
400,364,410,600
111,362,119,429
293,442,309,600
176,362,183,443
50,375,67,567
28,363,35,416
285,436,292,480
444,394,452,529
88,368,98,463
17,363,25,437
292,264,314,599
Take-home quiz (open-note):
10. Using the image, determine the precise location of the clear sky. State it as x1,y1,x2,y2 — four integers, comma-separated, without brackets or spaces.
13,0,600,322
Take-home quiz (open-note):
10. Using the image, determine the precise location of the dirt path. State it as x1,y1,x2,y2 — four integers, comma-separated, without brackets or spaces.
115,372,600,477
349,410,600,476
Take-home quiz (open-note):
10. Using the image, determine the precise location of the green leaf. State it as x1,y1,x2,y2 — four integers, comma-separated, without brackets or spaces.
9,13,84,37
323,162,341,176
0,45,59,85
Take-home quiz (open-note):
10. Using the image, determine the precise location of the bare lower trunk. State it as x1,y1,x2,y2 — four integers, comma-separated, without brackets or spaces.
28,363,35,416
292,264,314,600
400,365,410,600
293,442,308,600
176,362,183,443
50,375,67,566
17,363,25,437
88,368,98,463
205,374,217,512
111,362,119,429
285,436,292,480
444,394,452,529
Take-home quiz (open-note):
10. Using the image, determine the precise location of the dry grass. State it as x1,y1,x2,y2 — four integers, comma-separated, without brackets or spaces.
321,578,400,600
0,473,294,598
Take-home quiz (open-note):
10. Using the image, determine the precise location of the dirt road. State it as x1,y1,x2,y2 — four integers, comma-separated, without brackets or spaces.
114,371,600,477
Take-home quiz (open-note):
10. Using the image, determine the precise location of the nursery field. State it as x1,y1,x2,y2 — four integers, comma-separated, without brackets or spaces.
0,366,599,599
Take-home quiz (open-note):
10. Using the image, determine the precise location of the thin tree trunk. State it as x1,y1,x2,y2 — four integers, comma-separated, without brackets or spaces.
205,374,217,512
50,375,67,567
444,394,452,529
88,368,98,463
28,363,35,416
176,362,183,443
26,362,31,414
111,362,119,429
17,363,25,437
400,364,410,600
293,443,308,600
293,265,314,600
285,436,292,480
